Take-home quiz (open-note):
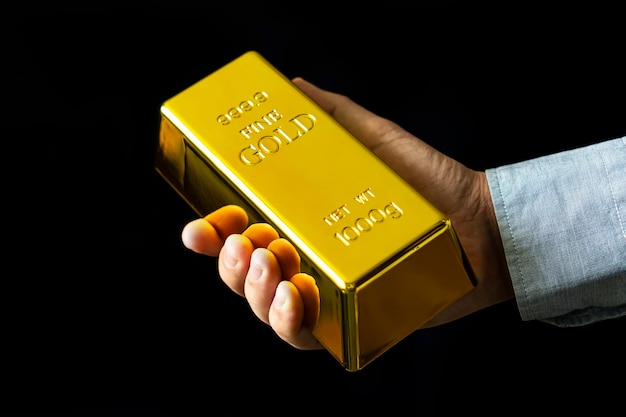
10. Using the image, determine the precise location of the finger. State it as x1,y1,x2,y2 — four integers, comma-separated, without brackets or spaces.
289,273,320,328
242,223,280,249
267,238,301,280
269,280,323,350
181,205,248,256
293,77,392,149
205,205,249,239
243,248,283,325
218,234,255,296
181,218,222,256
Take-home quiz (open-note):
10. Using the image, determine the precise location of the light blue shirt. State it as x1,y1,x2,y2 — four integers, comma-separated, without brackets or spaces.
486,136,626,327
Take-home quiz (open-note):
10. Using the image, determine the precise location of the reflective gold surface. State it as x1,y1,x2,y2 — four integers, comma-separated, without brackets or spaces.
155,51,476,371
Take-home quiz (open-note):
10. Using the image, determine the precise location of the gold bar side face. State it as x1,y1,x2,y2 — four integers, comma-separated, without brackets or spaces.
155,51,476,371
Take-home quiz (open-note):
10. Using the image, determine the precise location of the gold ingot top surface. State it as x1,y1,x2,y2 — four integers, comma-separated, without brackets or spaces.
160,51,447,289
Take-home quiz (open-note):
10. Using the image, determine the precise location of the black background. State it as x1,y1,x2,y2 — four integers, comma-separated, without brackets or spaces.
5,4,625,416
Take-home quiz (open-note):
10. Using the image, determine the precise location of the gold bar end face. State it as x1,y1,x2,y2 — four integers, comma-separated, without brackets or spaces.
155,51,476,371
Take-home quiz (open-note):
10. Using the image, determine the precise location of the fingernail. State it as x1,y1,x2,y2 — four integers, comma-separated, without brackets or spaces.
222,243,238,268
248,250,266,281
247,248,270,279
274,282,288,308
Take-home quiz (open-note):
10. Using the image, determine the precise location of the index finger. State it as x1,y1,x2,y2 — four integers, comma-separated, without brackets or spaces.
181,205,249,256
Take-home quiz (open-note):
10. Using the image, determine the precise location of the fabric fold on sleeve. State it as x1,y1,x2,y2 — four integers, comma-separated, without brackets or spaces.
485,136,626,327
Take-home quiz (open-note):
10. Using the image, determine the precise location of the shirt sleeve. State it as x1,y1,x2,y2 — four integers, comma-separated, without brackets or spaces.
485,136,626,327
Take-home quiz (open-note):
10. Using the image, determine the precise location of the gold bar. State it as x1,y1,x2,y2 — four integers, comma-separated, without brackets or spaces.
155,51,476,371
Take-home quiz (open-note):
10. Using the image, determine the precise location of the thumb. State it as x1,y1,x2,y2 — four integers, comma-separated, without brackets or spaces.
292,77,466,215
